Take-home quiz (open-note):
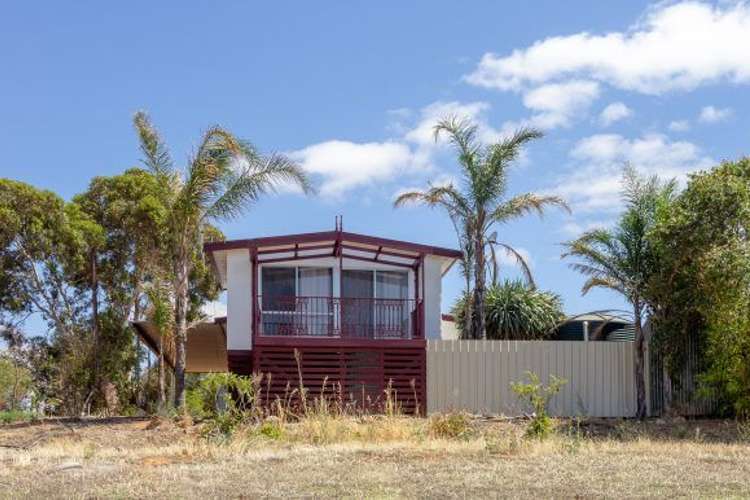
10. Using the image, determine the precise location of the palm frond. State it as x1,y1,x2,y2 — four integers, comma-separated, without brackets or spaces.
581,276,627,296
179,126,246,219
490,241,536,288
204,151,312,221
393,184,471,218
133,111,173,177
432,115,481,160
489,193,570,226
486,127,543,169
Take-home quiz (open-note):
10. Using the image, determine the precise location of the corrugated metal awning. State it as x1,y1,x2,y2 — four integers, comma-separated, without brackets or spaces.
132,318,228,373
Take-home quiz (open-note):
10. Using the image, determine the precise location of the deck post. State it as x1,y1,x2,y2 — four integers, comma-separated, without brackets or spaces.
251,247,258,344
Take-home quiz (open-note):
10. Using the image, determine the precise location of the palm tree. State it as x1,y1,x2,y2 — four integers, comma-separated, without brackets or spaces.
133,112,312,408
562,166,675,419
395,116,569,339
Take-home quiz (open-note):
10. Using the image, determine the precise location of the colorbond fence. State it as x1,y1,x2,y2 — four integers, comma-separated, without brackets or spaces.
426,340,637,417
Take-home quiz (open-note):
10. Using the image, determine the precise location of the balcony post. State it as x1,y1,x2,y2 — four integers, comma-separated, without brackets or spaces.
251,247,258,342
416,254,425,339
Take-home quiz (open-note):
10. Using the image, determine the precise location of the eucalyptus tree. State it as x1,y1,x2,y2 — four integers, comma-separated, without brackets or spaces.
563,166,676,419
132,112,313,408
394,117,568,339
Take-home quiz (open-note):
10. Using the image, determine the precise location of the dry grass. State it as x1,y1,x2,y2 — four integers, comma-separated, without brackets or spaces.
1,416,750,498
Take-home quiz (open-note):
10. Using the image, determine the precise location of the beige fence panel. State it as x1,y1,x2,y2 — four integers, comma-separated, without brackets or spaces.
426,340,636,417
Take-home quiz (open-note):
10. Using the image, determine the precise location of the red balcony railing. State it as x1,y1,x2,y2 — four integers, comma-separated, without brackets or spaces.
256,296,418,339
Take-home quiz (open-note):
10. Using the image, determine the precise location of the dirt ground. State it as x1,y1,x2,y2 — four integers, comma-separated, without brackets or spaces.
1,416,749,498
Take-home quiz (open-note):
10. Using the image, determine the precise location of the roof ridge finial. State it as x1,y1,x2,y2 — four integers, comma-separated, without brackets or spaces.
335,215,343,232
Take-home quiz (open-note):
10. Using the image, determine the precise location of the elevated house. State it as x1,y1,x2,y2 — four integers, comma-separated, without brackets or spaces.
135,219,461,413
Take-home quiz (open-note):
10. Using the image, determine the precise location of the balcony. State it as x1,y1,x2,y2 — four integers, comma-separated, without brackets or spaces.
256,296,420,340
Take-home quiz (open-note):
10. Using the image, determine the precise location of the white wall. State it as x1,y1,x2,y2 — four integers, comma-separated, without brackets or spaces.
223,253,447,344
423,256,443,340
440,319,460,340
226,249,252,350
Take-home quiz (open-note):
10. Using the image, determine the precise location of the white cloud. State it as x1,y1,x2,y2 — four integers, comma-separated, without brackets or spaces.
404,101,503,147
599,102,632,127
290,140,416,197
465,2,750,95
522,80,601,129
552,133,714,212
402,100,527,168
668,120,690,132
698,105,732,123
291,99,524,198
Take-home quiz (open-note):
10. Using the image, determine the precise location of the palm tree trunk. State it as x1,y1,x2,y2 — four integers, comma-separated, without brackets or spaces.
473,235,487,340
158,339,166,408
463,267,472,339
173,259,189,409
633,300,647,419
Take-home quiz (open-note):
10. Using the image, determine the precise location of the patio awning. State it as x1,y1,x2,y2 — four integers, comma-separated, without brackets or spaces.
132,317,228,373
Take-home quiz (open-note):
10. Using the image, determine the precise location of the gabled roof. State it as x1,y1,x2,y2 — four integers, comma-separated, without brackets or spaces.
204,230,462,259
204,229,462,288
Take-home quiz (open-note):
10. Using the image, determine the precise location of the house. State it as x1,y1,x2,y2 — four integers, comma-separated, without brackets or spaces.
135,219,461,414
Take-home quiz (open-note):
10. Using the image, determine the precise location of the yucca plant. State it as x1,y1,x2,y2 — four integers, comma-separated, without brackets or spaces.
453,280,564,340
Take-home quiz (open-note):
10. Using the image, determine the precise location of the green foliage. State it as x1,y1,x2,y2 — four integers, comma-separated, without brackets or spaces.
0,355,32,410
427,411,474,440
394,116,568,339
258,419,284,440
647,158,750,417
186,373,259,436
453,280,564,339
563,166,676,419
0,409,33,424
511,371,567,439
0,178,92,326
132,111,312,408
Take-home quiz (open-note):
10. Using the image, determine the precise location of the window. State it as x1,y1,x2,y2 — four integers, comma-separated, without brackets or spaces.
261,267,332,336
341,270,410,338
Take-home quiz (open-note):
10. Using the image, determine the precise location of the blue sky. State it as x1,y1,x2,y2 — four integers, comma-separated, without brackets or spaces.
2,1,749,327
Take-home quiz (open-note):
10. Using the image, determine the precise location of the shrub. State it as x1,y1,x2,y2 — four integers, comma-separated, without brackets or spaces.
511,371,567,439
453,280,564,339
0,409,33,424
427,412,473,440
185,372,260,437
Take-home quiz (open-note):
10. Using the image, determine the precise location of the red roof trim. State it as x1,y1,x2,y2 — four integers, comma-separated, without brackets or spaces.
204,230,462,259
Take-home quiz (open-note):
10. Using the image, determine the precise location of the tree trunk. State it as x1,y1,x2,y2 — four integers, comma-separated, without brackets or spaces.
472,234,486,340
463,268,472,340
90,249,100,412
173,259,189,409
633,301,647,419
158,340,166,408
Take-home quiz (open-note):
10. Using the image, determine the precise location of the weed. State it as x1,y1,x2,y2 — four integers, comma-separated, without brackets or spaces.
511,371,567,439
258,418,284,440
428,412,473,440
